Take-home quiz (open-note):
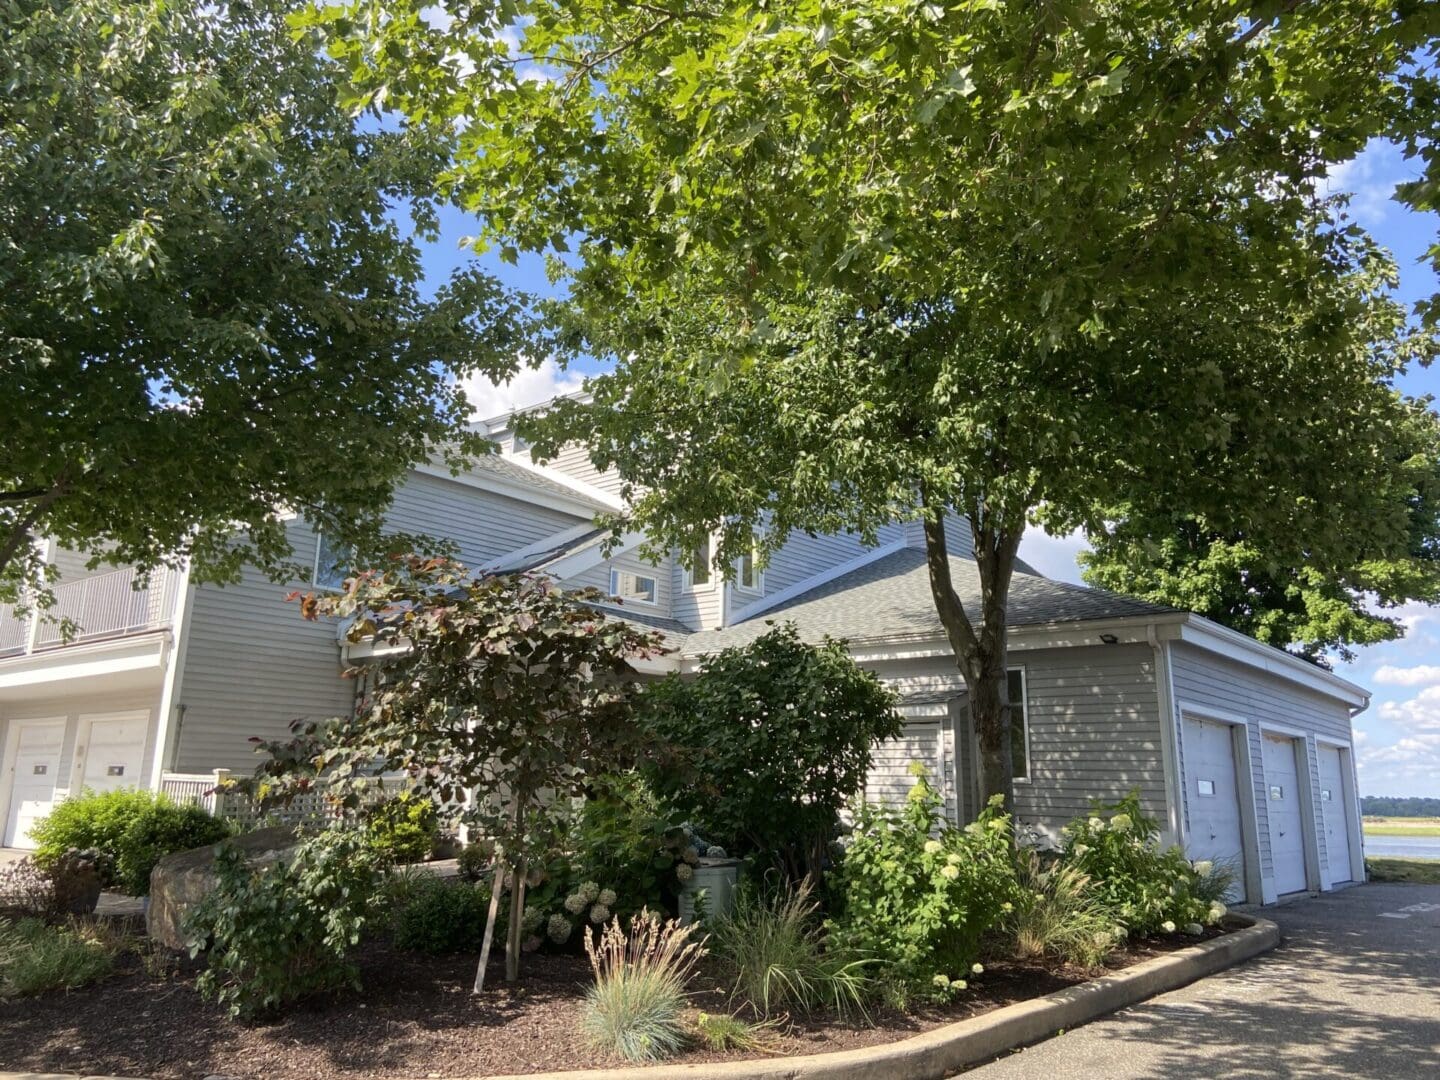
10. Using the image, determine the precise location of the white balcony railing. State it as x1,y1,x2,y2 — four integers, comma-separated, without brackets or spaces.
0,565,181,657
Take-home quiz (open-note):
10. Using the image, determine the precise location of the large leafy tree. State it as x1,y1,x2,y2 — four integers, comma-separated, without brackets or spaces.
0,0,530,604
249,558,666,985
304,1,1440,807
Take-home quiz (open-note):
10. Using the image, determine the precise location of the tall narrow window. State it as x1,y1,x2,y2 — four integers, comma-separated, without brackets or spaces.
313,532,352,591
688,536,712,587
1008,668,1030,781
737,540,762,592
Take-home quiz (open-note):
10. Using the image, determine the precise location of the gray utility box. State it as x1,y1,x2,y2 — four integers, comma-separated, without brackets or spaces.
677,857,743,925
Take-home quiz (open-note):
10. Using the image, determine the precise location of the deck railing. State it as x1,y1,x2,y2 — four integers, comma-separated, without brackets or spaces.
0,565,181,657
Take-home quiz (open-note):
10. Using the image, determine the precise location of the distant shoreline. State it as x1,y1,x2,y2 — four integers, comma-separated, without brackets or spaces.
1362,816,1440,838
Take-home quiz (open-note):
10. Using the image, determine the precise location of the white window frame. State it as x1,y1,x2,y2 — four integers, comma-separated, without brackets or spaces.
313,532,350,592
735,537,764,594
1008,667,1032,784
608,567,658,606
684,535,715,591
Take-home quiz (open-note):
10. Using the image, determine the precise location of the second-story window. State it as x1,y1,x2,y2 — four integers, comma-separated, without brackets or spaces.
737,540,762,592
687,536,712,588
609,568,657,605
313,532,352,591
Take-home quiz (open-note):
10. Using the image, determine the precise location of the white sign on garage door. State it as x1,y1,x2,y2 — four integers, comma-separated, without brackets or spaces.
1318,744,1356,884
76,712,147,795
1262,733,1309,895
4,718,66,848
1181,715,1247,898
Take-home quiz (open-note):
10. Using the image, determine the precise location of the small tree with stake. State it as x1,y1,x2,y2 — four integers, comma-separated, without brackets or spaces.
247,556,666,989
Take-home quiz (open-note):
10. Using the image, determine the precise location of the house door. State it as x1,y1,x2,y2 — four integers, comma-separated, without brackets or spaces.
1181,715,1248,900
76,713,147,795
1263,733,1309,895
1318,744,1356,884
4,718,65,848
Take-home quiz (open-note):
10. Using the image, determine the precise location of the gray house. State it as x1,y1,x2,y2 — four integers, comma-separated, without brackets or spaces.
0,407,1369,907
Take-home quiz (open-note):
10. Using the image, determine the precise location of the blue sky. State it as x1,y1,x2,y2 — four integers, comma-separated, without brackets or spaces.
419,140,1440,799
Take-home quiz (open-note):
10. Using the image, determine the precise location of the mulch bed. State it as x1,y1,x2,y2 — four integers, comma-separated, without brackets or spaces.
0,926,1228,1079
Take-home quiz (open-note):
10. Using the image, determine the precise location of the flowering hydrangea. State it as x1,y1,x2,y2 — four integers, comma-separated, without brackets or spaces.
589,903,611,924
924,839,944,854
563,892,588,914
1192,860,1214,877
1110,813,1133,833
706,846,727,859
940,864,960,880
971,963,984,975
547,914,573,944
676,863,694,883
1209,901,1227,921
597,888,617,908
1161,920,1177,934
577,881,600,904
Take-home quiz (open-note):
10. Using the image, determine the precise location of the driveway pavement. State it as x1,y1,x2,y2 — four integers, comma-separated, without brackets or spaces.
961,882,1440,1079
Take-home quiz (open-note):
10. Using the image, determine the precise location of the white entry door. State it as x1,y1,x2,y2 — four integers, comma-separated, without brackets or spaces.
4,719,65,848
1318,744,1356,884
76,713,147,794
1263,733,1308,895
1182,716,1248,899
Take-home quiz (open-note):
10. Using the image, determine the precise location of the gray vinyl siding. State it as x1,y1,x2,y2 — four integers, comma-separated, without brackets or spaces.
172,518,355,774
1168,642,1353,885
758,522,908,596
534,443,627,498
672,563,724,632
866,646,1165,841
563,549,673,614
384,472,585,570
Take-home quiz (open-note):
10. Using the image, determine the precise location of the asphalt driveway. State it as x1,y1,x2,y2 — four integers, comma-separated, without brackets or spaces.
962,881,1440,1079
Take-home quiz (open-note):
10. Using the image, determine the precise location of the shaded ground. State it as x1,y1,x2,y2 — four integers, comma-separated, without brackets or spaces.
0,927,1215,1078
961,882,1440,1079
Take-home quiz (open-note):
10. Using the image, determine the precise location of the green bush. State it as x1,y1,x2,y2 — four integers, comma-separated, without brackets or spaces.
456,843,490,882
186,826,386,1019
827,767,1017,1002
366,793,440,864
30,789,230,895
390,876,493,954
710,878,871,1020
579,910,705,1063
1000,849,1123,970
0,917,122,998
638,624,902,882
1059,794,1229,936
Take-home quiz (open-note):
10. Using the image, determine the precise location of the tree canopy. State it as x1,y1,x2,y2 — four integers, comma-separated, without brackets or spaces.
0,0,529,604
303,0,1440,804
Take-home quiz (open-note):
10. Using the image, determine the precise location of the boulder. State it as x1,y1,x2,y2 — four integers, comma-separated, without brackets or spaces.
146,826,300,950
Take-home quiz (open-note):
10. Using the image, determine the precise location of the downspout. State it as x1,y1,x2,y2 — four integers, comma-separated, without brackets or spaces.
1149,623,1185,848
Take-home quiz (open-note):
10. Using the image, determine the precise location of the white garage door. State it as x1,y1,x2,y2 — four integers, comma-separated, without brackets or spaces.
1182,716,1247,895
1262,733,1308,895
77,714,147,794
868,720,943,809
4,719,65,848
1318,744,1356,884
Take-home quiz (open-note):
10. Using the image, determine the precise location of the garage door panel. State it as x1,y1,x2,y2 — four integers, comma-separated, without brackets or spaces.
1318,745,1355,884
1263,734,1308,895
4,719,65,849
1182,716,1247,899
78,714,147,794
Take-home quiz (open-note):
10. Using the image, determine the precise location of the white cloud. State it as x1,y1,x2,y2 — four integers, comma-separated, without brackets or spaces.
1019,526,1089,586
462,358,585,420
1323,139,1415,226
1378,685,1440,734
1372,664,1440,688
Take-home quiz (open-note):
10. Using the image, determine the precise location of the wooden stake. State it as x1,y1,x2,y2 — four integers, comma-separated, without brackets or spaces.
473,854,505,994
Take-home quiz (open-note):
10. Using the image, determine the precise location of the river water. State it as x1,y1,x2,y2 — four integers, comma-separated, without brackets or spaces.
1362,832,1440,860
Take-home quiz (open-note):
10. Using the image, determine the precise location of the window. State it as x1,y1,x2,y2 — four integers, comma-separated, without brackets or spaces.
609,569,657,605
1269,785,1285,801
1008,669,1030,781
687,536,712,588
1197,779,1217,797
737,539,762,593
313,532,352,591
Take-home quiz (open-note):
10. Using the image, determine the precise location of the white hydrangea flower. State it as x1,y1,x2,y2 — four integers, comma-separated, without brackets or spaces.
924,839,944,854
1161,920,1177,934
676,863,694,883
578,881,600,903
598,888,617,908
706,846,727,859
952,979,967,991
563,892,588,914
1192,859,1214,877
940,864,960,880
945,852,963,866
1209,901,1228,921
971,963,984,975
547,914,573,944
1110,813,1133,833
589,903,611,924
931,974,951,989
1073,843,1090,858
1088,816,1104,830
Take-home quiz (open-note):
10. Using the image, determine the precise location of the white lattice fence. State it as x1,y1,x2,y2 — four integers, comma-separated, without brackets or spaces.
160,770,343,829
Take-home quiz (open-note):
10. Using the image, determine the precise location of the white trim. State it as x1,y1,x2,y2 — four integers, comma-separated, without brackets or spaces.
1150,632,1183,846
0,631,170,695
497,454,625,513
1177,618,1369,708
608,567,659,607
546,530,647,581
149,563,195,788
728,539,907,624
0,715,67,847
1008,666,1033,784
411,461,612,519
480,521,606,572
683,535,717,593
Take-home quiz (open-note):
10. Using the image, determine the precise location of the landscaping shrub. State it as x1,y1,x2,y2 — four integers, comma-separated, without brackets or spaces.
638,624,902,882
391,876,493,954
827,767,1017,1001
366,793,440,864
30,788,230,895
1000,849,1123,970
456,842,491,882
0,857,60,919
0,917,122,998
186,826,386,1019
710,878,871,1020
693,1011,779,1052
1060,794,1229,936
579,909,705,1063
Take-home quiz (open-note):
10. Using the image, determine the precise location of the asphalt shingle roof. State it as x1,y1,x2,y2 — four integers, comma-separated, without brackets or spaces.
469,454,612,511
681,547,1176,656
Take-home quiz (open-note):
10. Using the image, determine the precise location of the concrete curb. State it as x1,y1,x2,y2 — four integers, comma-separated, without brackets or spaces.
474,915,1280,1080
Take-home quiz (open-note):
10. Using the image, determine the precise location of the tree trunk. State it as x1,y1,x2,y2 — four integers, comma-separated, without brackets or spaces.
919,502,1023,812
504,852,528,982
